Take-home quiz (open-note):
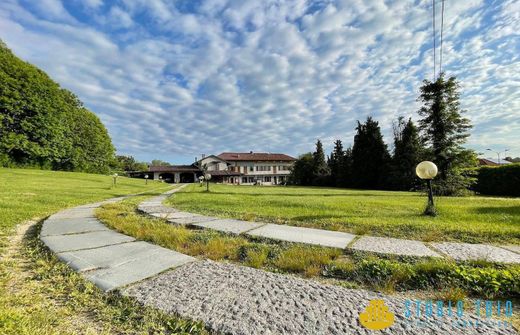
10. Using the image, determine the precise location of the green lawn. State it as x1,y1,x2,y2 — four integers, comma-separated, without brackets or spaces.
167,184,520,244
0,168,170,238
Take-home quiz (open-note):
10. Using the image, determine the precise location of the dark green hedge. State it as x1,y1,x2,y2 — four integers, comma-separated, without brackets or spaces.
475,164,520,197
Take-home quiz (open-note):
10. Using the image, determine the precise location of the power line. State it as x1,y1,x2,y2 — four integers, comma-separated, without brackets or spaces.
432,0,436,81
439,0,445,77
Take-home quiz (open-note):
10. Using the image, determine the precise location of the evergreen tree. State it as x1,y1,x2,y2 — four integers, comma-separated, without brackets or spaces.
288,152,314,186
389,117,423,190
417,75,476,195
328,139,345,186
312,139,330,184
351,117,390,189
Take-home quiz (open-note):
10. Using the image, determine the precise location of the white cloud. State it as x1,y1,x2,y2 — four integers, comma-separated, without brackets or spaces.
0,0,519,162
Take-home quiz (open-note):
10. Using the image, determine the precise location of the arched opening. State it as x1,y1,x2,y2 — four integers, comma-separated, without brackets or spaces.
180,172,195,183
159,173,175,183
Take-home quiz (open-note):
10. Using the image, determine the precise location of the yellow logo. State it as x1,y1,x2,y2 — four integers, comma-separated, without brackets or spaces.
359,299,395,330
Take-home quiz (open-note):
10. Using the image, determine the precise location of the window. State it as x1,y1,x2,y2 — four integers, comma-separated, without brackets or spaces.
242,177,248,183
278,165,291,171
264,176,271,182
249,166,254,172
256,166,271,171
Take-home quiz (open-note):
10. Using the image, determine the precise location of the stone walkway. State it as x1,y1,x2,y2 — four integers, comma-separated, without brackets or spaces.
39,190,518,334
139,187,520,264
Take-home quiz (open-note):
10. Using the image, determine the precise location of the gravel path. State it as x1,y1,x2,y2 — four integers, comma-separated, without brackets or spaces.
124,260,516,335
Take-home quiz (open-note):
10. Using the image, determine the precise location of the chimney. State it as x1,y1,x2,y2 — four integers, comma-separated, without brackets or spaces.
202,153,206,158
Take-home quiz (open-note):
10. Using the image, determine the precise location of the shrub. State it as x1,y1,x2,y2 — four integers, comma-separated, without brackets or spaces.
475,164,520,197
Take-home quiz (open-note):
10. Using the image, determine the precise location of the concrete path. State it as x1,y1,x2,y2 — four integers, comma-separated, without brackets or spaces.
139,188,520,264
40,196,195,291
40,190,517,334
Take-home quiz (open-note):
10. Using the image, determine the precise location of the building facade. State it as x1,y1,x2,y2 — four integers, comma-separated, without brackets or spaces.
134,152,296,185
198,152,296,185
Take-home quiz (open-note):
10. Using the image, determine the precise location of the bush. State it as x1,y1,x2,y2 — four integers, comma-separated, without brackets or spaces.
475,164,520,197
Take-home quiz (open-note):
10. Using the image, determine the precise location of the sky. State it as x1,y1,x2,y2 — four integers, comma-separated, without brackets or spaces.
0,0,519,164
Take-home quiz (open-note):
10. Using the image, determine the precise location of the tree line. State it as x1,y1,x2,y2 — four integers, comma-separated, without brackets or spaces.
290,76,477,195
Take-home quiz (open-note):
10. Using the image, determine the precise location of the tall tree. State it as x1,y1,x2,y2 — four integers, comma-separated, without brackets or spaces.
389,117,423,190
328,139,345,186
418,75,476,195
0,40,114,172
341,146,354,187
351,117,390,189
312,139,330,185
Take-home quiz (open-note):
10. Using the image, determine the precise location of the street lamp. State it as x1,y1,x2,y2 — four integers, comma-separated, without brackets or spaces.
144,174,149,185
204,173,212,192
199,175,204,187
112,173,118,187
486,148,509,165
416,161,438,216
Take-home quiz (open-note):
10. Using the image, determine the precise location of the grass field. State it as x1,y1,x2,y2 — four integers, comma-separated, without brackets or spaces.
167,184,520,244
0,168,170,238
0,168,204,335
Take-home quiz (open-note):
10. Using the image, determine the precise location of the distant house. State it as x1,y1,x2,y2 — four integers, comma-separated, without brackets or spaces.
199,152,296,185
478,158,512,166
132,151,296,185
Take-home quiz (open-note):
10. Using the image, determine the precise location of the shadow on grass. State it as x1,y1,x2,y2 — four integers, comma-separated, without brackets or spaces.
473,205,520,216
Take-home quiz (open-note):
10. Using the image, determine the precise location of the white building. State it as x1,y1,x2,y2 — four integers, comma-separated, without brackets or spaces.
198,152,296,185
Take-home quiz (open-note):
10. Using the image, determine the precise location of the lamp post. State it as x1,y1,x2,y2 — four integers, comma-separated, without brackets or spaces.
199,175,204,187
416,161,438,216
204,173,212,192
144,174,149,185
112,173,118,187
486,148,509,165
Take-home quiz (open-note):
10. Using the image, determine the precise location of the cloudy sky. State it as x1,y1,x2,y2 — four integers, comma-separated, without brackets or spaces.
1,0,519,163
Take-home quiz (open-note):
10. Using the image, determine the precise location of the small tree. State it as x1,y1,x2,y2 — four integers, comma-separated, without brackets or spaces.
418,75,476,195
288,153,314,186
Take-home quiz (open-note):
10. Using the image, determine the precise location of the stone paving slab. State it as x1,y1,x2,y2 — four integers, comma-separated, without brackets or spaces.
247,224,355,248
84,247,195,291
57,241,154,271
501,245,520,254
138,205,179,214
48,208,96,219
41,218,109,236
41,230,135,253
350,236,441,257
431,242,520,263
192,219,265,234
148,211,196,220
169,215,218,225
124,260,514,335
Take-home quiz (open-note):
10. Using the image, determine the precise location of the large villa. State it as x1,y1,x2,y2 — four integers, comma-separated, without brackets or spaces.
137,152,296,185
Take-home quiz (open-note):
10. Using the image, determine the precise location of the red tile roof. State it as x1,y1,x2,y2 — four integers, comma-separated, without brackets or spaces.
217,152,296,162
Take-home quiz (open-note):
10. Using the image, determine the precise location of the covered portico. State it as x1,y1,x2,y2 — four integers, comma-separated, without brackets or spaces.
149,165,201,183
